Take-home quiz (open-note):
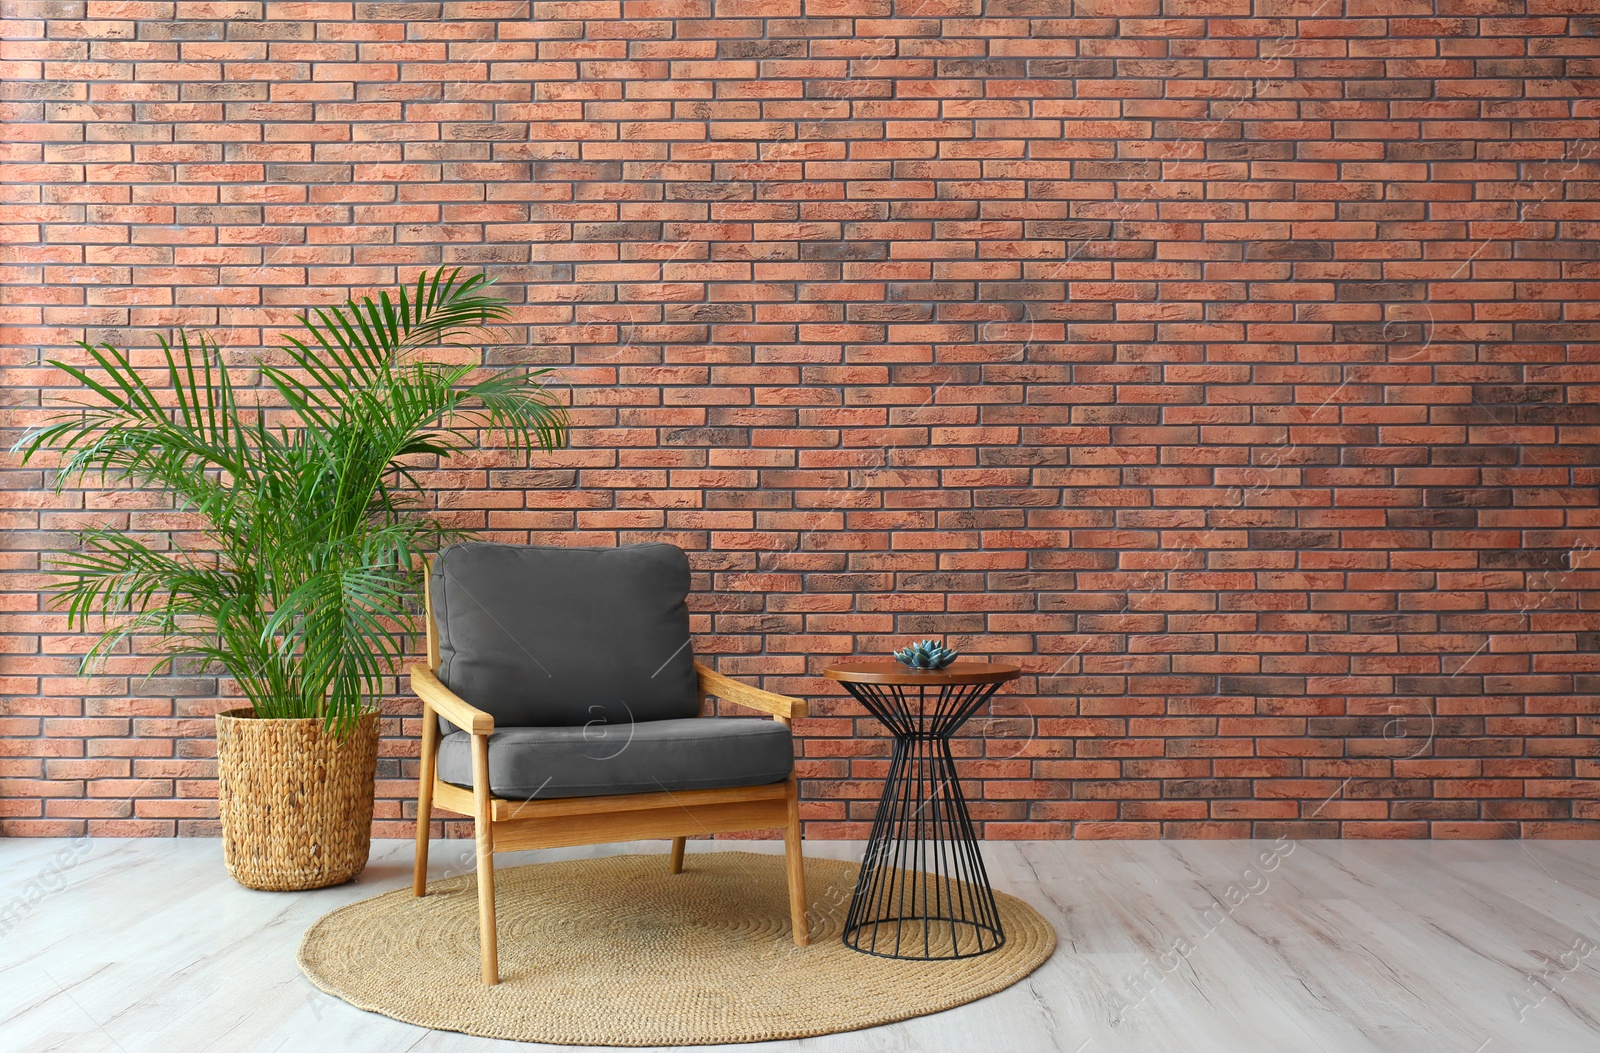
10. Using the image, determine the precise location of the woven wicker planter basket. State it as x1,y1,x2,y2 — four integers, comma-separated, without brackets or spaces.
216,708,380,892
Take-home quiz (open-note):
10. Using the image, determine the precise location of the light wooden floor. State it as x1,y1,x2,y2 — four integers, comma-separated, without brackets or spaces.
3,836,1600,1053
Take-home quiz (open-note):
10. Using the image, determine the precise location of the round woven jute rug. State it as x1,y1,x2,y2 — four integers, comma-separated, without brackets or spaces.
299,850,1055,1046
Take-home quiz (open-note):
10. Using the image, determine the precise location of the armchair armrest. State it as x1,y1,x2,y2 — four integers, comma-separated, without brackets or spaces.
695,662,807,721
409,665,495,736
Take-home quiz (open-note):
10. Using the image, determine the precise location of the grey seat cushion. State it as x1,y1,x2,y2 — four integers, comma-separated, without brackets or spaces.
436,717,794,800
431,542,700,728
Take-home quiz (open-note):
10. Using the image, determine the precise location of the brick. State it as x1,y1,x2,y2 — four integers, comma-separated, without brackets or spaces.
3,5,1598,845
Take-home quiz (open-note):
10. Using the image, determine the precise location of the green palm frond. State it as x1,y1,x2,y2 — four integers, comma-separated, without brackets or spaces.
16,268,569,735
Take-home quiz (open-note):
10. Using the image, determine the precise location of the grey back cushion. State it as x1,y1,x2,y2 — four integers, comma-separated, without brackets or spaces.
431,542,700,727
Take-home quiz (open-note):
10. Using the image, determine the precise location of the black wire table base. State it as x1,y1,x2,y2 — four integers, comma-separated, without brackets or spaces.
838,677,1007,960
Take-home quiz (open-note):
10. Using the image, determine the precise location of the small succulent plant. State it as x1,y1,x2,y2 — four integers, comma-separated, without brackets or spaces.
892,639,959,670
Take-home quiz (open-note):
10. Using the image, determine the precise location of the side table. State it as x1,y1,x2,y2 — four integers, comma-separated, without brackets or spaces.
824,660,1021,960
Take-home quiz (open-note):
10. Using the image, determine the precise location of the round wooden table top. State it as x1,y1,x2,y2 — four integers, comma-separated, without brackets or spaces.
824,660,1021,686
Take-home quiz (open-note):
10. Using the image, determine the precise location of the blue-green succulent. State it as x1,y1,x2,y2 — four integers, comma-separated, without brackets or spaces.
892,639,959,670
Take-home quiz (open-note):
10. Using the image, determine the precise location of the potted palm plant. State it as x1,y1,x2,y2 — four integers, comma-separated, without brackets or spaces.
18,269,567,891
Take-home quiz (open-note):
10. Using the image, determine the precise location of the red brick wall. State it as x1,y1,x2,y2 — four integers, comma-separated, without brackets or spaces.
3,1,1599,841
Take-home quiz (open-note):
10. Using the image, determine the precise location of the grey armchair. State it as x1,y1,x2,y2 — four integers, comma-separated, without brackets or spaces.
409,542,809,984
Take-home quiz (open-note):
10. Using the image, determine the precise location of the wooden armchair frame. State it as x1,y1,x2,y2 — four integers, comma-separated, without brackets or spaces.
410,570,810,984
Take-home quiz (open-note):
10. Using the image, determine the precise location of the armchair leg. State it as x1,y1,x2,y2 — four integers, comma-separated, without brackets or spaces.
413,795,432,897
471,733,499,985
669,837,686,874
475,833,498,985
784,777,809,946
413,711,439,897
